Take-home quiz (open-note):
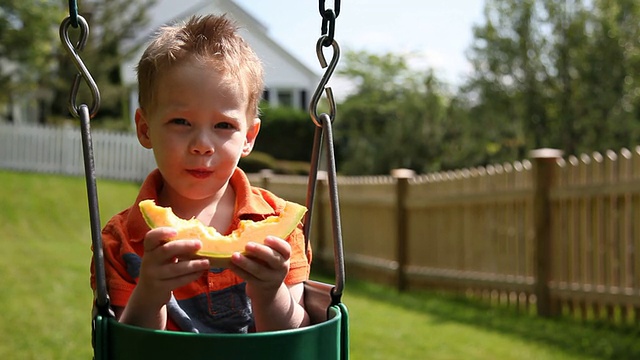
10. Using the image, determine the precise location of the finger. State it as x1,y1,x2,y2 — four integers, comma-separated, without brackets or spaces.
245,237,291,260
244,237,291,268
230,250,274,279
242,244,285,270
262,236,292,260
228,256,255,281
156,257,210,281
157,265,206,290
143,227,177,252
173,258,211,275
230,249,289,285
162,239,203,263
143,238,203,271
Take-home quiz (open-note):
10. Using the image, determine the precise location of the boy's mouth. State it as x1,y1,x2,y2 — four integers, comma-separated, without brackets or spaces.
186,168,213,179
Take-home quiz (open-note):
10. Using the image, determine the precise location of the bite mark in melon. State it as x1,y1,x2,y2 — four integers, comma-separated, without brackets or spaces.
138,199,307,262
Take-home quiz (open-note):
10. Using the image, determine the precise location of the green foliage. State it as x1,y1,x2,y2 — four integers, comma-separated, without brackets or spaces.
239,151,277,173
51,0,156,127
239,151,310,175
0,0,155,126
0,0,64,107
272,159,310,175
334,1,640,174
462,0,640,161
254,104,315,162
335,51,457,175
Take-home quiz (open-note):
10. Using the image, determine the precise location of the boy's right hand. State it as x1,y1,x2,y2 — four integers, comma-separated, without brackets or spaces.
119,227,210,329
135,227,210,308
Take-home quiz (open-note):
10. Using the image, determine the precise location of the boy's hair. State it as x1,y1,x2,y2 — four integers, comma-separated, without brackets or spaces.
136,14,264,118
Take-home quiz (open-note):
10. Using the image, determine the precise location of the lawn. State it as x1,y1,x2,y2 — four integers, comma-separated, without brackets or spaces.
1,170,639,359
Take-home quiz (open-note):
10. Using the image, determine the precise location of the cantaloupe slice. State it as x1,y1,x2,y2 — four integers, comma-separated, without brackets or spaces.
138,199,307,266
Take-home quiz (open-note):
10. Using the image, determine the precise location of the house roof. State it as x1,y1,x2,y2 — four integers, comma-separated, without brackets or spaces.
121,0,319,88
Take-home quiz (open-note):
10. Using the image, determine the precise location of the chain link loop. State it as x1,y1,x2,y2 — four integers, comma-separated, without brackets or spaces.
319,0,341,47
309,36,340,127
59,15,101,119
68,0,79,28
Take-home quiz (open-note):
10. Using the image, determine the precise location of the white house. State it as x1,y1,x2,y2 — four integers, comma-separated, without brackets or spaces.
121,0,320,124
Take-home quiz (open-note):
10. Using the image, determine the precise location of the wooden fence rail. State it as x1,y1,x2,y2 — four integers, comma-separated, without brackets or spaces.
2,123,639,325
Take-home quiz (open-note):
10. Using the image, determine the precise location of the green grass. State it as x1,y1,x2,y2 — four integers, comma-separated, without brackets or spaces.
1,170,639,359
337,278,640,360
0,170,139,359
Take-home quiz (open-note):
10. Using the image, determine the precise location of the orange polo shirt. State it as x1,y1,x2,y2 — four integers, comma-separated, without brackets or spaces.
91,168,311,333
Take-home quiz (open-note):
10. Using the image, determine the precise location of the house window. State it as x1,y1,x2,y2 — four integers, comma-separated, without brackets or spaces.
300,89,308,110
277,90,293,108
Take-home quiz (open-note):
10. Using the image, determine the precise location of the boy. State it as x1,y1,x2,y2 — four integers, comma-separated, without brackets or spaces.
90,14,311,333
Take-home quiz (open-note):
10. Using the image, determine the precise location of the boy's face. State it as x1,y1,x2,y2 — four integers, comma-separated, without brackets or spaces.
135,59,260,203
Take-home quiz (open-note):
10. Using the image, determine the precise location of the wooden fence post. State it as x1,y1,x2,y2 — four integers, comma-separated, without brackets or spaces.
392,168,415,292
259,169,273,190
530,148,563,317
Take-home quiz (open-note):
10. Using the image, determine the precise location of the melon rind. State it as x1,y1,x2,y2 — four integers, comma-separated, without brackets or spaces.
138,199,307,264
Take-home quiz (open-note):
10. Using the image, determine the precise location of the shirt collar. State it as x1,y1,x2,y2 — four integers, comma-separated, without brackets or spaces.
231,168,281,220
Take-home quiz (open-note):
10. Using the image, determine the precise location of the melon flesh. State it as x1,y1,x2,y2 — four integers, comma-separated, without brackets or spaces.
138,199,307,258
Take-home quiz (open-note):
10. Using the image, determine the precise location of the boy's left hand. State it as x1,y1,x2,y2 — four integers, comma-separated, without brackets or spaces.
229,236,291,299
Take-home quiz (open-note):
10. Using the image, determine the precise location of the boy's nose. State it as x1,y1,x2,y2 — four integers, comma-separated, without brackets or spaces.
190,132,214,155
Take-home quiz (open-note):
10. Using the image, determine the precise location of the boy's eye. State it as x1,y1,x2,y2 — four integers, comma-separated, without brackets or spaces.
215,122,236,130
170,118,189,126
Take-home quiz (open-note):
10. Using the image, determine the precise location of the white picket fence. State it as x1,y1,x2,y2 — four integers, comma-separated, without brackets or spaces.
0,123,156,182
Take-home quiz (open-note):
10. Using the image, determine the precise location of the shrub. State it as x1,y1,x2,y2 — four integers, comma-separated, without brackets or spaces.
255,105,315,162
239,151,310,175
239,151,277,173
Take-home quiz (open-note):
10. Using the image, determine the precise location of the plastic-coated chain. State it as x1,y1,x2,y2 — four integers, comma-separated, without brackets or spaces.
319,0,341,46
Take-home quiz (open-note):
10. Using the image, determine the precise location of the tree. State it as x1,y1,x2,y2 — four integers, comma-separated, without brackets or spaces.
574,0,640,153
0,0,155,126
462,0,551,163
335,51,456,175
463,0,640,161
52,0,156,128
0,0,64,122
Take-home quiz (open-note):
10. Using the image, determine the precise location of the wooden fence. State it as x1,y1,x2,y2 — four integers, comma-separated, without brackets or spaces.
254,149,640,325
2,123,640,325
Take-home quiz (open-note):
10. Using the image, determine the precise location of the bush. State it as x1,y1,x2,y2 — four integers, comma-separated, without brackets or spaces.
239,151,310,175
239,151,277,173
274,159,310,175
255,105,316,162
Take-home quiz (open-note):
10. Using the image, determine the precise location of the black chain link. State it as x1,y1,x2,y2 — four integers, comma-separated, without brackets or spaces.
319,0,341,47
68,0,79,28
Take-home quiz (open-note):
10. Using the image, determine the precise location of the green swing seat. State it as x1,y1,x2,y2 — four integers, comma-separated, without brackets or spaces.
93,279,349,360
94,303,348,360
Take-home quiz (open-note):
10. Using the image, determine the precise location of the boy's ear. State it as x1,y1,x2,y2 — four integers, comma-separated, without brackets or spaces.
135,108,152,149
242,118,261,157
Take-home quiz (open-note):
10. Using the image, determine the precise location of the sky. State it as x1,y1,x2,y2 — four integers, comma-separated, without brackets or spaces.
234,0,486,95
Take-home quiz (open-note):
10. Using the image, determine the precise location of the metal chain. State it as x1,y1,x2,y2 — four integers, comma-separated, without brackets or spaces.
68,0,79,28
304,0,345,305
319,0,341,47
